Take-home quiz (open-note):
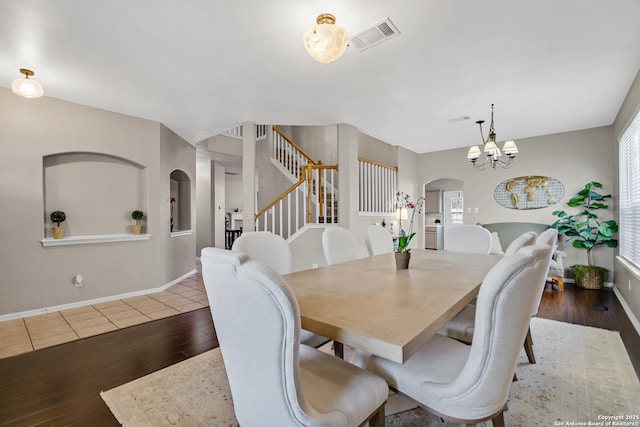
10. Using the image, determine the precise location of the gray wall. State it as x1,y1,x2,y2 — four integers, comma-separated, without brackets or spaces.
196,159,213,255
612,68,640,326
0,88,195,316
418,126,617,278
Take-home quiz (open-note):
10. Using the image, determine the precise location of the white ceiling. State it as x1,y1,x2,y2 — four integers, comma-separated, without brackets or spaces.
2,0,640,154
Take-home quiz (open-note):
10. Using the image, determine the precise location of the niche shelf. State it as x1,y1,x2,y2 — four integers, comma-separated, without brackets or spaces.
41,233,151,247
43,152,147,239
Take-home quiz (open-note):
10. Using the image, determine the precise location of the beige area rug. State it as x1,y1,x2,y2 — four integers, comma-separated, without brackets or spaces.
101,318,640,426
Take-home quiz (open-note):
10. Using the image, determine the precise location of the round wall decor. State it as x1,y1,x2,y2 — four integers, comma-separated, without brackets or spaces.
494,175,564,210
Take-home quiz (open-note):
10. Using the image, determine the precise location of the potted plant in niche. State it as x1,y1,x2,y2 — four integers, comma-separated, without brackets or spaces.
551,181,618,289
50,210,66,239
131,210,144,235
395,192,425,269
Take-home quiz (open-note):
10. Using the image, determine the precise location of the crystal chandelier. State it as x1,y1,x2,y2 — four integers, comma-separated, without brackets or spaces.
467,104,518,169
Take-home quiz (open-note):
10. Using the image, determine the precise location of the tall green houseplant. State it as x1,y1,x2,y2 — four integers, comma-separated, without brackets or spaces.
551,181,618,289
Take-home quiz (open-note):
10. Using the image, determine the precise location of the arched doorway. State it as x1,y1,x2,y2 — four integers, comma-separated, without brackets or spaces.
423,178,464,249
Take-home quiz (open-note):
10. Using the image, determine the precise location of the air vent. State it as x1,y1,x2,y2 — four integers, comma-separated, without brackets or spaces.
447,116,471,123
350,18,400,52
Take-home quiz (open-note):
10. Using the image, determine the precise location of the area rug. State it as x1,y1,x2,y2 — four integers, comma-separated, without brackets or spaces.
101,318,640,426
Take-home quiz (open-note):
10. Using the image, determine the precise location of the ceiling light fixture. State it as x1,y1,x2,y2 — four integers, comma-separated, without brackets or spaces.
467,104,518,169
11,68,44,99
303,14,349,64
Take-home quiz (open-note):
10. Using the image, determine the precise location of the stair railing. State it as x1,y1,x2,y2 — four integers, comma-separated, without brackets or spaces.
223,124,268,140
272,125,318,181
358,157,397,215
255,171,307,240
255,163,339,239
305,164,339,224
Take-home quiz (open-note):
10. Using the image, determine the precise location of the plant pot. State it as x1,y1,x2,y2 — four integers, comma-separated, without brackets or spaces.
395,252,411,270
52,227,64,239
132,224,142,235
573,265,607,290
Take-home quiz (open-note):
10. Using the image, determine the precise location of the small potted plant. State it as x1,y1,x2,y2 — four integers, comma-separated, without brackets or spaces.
394,192,425,269
131,210,144,235
551,181,618,289
50,210,66,239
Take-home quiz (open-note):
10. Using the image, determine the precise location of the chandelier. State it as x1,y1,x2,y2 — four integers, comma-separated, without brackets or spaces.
303,14,349,64
467,104,518,169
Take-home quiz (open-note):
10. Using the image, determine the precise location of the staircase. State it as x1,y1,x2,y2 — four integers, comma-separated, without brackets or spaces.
255,126,338,240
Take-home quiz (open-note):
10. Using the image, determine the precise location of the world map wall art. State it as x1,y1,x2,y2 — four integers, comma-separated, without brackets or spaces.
494,175,565,210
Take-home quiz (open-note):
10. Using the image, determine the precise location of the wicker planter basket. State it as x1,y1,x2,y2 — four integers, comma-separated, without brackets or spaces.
573,265,607,290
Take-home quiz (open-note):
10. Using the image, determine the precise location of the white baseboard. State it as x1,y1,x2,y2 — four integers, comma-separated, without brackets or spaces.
0,269,197,323
613,286,640,338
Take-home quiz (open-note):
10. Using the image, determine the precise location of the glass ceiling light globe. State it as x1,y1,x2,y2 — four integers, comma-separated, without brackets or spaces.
303,14,349,64
11,68,44,99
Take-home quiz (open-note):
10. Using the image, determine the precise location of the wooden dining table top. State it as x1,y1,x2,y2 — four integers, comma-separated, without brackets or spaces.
284,250,503,363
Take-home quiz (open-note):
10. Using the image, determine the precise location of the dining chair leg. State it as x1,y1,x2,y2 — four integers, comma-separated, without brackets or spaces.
549,275,564,291
523,327,536,364
333,341,344,359
492,410,506,427
366,404,385,427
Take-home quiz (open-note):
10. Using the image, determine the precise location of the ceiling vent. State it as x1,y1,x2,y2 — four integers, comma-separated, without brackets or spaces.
350,18,400,52
447,116,471,123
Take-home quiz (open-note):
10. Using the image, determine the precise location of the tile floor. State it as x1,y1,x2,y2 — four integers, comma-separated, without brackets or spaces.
0,273,209,359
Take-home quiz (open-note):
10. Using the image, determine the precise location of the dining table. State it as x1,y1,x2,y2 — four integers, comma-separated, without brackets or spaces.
284,249,503,364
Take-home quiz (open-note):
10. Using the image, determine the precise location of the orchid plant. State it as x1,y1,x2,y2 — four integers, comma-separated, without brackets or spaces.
395,192,425,253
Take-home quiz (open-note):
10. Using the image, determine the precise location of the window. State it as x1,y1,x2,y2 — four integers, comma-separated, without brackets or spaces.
619,109,640,268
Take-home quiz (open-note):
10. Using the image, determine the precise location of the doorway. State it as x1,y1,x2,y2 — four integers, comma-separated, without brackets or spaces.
423,178,464,250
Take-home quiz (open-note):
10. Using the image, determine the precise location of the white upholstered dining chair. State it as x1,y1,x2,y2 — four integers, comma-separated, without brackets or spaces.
457,229,538,317
201,247,388,427
352,243,552,426
231,231,330,349
322,227,359,265
504,231,538,256
439,230,553,364
231,231,291,275
445,225,492,254
365,224,394,256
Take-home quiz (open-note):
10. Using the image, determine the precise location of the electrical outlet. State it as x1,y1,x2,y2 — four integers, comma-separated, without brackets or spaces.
312,264,318,269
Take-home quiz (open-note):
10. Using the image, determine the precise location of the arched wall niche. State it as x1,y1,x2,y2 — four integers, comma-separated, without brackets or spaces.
170,169,191,232
43,152,146,237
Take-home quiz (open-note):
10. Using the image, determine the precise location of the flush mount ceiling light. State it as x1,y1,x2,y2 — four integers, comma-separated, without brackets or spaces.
303,14,349,64
12,68,44,99
467,104,518,169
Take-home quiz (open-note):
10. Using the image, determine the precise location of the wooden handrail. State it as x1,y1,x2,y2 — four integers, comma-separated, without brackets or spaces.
272,125,318,165
255,172,306,219
311,164,338,170
358,157,398,171
256,163,339,223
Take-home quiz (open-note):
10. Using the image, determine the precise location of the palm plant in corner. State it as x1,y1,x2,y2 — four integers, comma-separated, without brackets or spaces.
551,181,618,289
394,192,425,269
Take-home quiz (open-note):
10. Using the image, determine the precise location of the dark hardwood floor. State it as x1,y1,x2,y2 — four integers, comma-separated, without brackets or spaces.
0,308,218,427
0,283,638,426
